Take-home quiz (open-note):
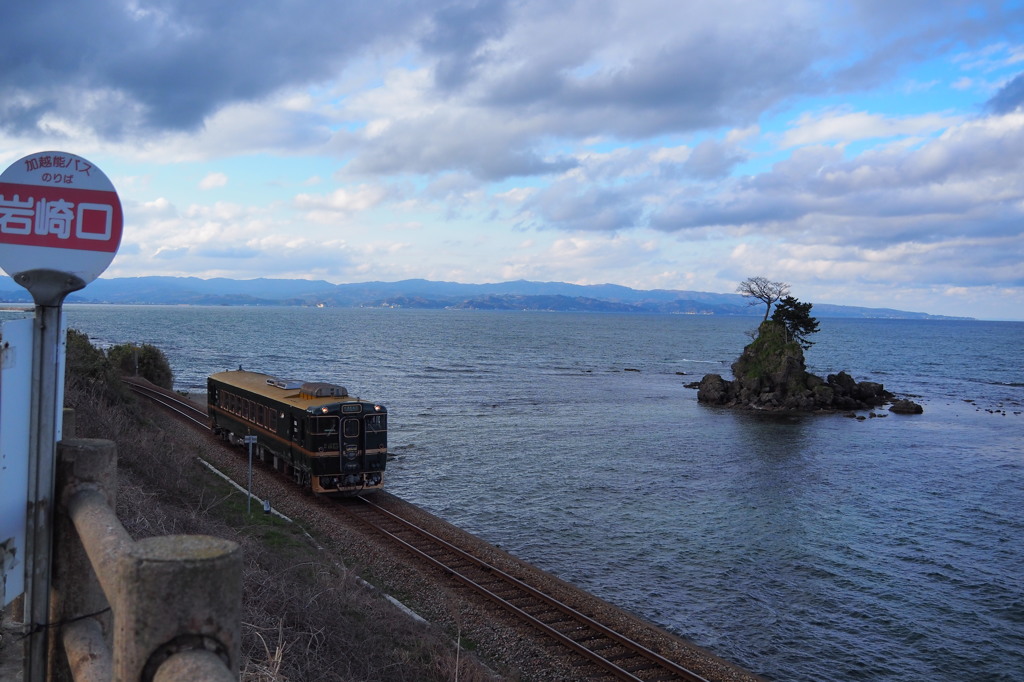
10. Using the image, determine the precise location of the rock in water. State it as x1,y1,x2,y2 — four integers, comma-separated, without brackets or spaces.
696,320,900,413
889,399,924,414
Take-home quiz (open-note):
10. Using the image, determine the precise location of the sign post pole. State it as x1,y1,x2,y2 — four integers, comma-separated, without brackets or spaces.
24,288,73,680
0,151,122,680
244,435,257,515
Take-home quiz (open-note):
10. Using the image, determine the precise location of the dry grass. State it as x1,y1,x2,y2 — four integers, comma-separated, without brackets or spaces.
63,377,499,682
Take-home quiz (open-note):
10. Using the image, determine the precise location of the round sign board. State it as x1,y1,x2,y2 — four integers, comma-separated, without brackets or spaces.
0,151,123,290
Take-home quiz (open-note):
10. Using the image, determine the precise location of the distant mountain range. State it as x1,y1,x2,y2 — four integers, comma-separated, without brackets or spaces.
0,276,971,319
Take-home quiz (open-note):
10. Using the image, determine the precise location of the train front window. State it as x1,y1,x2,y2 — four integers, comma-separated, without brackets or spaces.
311,416,339,435
365,414,386,432
343,418,359,438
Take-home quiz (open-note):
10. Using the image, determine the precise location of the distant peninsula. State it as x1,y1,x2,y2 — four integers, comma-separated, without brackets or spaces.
0,276,972,320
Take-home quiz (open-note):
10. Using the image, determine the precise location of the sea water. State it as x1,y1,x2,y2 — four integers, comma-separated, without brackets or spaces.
13,305,1020,682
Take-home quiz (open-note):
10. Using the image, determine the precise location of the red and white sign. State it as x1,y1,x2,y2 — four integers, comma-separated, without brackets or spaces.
0,151,122,284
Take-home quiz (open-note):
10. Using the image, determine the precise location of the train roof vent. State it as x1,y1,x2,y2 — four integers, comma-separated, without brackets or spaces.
300,382,348,398
267,378,305,390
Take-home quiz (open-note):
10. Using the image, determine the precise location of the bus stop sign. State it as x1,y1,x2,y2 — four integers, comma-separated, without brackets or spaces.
0,151,123,302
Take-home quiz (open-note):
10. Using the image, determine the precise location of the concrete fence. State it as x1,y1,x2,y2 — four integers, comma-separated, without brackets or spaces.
28,418,243,681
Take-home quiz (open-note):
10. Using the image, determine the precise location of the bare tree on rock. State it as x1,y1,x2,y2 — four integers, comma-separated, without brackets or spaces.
737,276,790,321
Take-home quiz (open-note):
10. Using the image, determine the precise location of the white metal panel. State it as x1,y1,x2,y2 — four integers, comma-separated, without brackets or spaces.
1,317,33,606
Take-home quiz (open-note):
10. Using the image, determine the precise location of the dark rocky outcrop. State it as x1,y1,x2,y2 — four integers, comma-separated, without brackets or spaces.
889,399,924,414
696,320,914,413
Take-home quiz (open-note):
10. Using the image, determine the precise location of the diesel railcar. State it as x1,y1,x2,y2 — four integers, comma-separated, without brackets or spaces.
208,369,387,495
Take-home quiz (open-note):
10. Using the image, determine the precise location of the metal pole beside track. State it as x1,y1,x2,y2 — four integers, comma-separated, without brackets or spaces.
244,435,257,515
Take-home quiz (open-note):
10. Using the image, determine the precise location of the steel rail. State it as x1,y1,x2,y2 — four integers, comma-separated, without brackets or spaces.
347,496,712,682
123,379,210,429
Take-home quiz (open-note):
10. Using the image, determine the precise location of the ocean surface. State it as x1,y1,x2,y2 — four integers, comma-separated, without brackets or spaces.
14,305,1022,681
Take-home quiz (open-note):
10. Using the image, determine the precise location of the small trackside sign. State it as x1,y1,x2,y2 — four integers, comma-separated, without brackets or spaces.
0,150,123,284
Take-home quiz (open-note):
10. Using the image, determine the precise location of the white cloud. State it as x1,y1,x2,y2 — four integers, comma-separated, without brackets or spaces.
649,145,691,164
293,184,390,223
199,172,228,189
781,109,962,148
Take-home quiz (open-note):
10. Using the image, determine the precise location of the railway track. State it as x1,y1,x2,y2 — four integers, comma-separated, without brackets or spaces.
126,377,755,682
338,495,713,682
123,377,210,428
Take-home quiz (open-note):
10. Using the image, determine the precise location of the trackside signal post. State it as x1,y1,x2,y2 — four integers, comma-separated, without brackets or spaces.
244,435,257,514
0,151,123,680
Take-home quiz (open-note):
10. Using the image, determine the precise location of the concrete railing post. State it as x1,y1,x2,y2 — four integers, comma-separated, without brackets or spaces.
116,534,241,680
52,438,118,682
52,436,241,682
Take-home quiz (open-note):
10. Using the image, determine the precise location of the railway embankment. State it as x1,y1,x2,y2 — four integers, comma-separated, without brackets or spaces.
127,381,764,681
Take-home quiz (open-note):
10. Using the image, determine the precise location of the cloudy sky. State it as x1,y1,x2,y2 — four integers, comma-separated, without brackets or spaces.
2,1,1023,319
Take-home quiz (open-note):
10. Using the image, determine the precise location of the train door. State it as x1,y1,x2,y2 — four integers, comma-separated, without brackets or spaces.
340,418,360,476
343,418,360,445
